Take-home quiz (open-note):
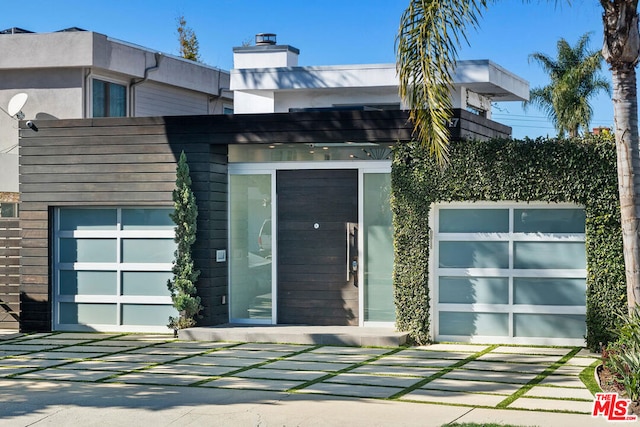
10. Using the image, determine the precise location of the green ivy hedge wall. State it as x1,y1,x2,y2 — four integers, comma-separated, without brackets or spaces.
391,136,626,349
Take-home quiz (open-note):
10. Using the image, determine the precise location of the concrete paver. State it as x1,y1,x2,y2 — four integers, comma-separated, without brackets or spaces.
442,368,537,384
414,343,489,352
493,346,572,356
325,372,423,388
105,372,208,386
463,360,548,373
402,388,507,406
422,377,524,395
300,382,404,398
349,364,439,377
525,385,595,400
180,355,264,367
235,368,327,381
508,396,596,413
202,376,303,391
477,352,563,364
208,349,298,359
16,368,116,381
371,356,458,367
63,360,152,371
145,363,238,376
540,374,592,388
264,359,356,371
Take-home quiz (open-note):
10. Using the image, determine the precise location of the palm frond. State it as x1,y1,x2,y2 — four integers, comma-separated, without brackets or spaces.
396,0,489,165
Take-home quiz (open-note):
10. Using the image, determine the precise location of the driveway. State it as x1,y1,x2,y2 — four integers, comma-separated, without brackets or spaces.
0,332,609,426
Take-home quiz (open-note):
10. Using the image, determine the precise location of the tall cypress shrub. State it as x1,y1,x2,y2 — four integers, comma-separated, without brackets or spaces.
168,151,202,332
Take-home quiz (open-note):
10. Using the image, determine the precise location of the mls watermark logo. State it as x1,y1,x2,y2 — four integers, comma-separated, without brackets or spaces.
592,393,638,422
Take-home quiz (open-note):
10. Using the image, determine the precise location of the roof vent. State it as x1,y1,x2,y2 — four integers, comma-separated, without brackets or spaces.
255,33,276,46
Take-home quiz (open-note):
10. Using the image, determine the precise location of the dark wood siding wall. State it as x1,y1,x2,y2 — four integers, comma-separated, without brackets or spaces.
19,117,228,331
17,110,511,331
0,219,20,329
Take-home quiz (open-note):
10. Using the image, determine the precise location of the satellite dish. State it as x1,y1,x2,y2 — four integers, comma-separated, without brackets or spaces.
7,93,28,120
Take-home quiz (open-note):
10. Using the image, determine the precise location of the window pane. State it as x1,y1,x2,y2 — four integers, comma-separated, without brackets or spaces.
439,311,509,336
514,242,586,269
439,241,509,268
439,277,509,304
514,209,585,233
122,271,173,296
121,304,177,326
60,238,117,263
439,209,509,233
514,278,586,306
0,203,17,218
59,208,117,230
122,208,174,230
229,174,272,320
121,239,175,263
59,302,117,325
109,83,126,117
59,270,116,295
364,173,394,322
514,314,586,338
92,79,106,117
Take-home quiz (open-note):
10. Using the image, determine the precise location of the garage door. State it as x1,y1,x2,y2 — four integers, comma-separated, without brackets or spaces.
53,207,177,332
434,204,586,346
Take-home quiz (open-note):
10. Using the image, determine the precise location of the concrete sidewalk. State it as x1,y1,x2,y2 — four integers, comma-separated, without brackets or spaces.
0,331,611,426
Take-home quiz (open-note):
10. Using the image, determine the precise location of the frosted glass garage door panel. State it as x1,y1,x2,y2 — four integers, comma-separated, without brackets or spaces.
514,209,585,233
439,277,509,304
439,242,509,268
513,242,586,269
59,270,117,295
121,304,178,326
59,303,117,325
122,271,173,296
60,239,117,263
439,209,509,233
122,209,174,230
121,239,175,263
59,209,117,231
514,278,586,306
439,312,509,336
514,314,586,338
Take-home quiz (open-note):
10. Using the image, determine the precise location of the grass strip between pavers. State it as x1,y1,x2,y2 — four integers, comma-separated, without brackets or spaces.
285,347,405,393
495,346,582,409
388,345,499,400
190,344,323,387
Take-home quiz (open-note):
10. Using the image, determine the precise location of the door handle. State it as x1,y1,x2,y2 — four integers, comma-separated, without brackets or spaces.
346,222,358,283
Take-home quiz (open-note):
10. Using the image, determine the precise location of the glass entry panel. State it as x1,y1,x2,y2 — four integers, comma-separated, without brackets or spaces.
363,173,395,322
229,174,273,322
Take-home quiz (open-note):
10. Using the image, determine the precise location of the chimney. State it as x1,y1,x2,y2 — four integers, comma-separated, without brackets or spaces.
233,33,300,69
255,33,277,46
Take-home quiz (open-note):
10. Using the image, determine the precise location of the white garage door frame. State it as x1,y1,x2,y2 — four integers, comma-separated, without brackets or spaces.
52,207,177,333
431,202,587,346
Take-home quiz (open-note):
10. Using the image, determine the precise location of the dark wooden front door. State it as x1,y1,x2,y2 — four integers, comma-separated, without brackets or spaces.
277,169,358,325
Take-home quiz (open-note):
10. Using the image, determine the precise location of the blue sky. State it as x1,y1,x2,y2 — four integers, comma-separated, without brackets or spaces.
2,0,614,139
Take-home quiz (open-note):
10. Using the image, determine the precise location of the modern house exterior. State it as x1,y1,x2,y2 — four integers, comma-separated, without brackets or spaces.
0,27,233,195
9,34,588,346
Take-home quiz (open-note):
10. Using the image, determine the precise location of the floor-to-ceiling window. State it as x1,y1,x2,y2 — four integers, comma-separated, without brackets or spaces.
363,172,394,323
229,174,274,322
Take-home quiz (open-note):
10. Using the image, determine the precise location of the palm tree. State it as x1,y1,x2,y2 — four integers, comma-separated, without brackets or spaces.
396,0,640,311
524,33,611,138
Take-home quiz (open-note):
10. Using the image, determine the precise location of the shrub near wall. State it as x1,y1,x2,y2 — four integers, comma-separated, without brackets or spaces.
391,136,626,349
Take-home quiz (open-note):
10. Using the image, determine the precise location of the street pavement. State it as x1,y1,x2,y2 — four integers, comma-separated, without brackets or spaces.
0,330,615,426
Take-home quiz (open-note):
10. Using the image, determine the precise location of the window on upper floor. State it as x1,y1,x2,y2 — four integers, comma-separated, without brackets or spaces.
92,79,127,117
